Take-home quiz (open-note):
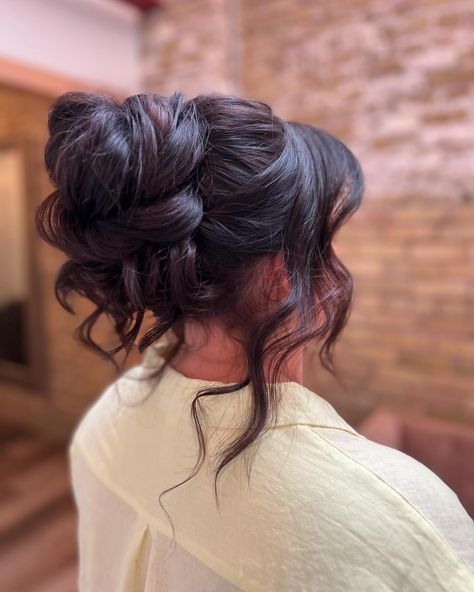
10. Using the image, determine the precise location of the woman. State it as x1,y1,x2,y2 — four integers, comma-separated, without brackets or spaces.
36,91,473,591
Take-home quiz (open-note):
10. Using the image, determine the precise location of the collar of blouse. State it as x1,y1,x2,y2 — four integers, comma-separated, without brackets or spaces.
136,341,360,436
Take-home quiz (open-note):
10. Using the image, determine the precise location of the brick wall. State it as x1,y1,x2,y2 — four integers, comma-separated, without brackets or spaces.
318,196,474,426
143,0,474,426
3,0,471,438
240,0,474,202
142,0,240,96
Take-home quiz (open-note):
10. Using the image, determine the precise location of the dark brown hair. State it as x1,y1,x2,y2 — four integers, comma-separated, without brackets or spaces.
35,91,364,537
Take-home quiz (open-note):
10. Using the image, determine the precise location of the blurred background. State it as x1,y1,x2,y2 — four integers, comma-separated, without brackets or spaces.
0,0,473,589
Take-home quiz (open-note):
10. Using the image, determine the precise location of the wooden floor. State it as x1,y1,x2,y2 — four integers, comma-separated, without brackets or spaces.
0,424,78,592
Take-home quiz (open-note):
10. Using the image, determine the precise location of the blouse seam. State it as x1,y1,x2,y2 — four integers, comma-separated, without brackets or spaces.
269,423,362,437
162,413,361,436
304,425,474,579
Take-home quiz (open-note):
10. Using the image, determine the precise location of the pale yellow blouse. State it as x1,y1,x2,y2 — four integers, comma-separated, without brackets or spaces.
68,342,474,591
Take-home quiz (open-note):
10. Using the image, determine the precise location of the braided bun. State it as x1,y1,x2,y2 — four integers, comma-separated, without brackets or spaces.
35,90,363,374
43,91,208,255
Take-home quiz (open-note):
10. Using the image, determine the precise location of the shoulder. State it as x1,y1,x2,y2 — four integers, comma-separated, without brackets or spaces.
243,423,474,588
276,423,473,541
314,425,474,568
69,363,153,457
309,424,473,531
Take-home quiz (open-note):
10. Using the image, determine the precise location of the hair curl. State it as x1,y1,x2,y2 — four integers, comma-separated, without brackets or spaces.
35,90,364,539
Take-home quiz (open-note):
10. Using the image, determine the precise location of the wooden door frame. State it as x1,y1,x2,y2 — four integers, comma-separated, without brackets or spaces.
0,57,127,441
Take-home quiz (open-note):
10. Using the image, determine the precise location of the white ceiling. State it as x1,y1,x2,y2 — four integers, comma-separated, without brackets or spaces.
0,0,142,94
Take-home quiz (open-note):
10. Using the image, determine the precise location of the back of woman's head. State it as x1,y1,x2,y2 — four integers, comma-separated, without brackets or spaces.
36,90,364,511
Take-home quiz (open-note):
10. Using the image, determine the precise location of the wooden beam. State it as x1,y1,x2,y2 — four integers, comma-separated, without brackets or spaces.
0,55,127,100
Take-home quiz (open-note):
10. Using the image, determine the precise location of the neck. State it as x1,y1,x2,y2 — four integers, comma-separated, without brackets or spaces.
168,319,304,385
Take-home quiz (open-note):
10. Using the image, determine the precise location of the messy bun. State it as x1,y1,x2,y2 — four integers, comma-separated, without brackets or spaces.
36,90,363,522
39,92,212,349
